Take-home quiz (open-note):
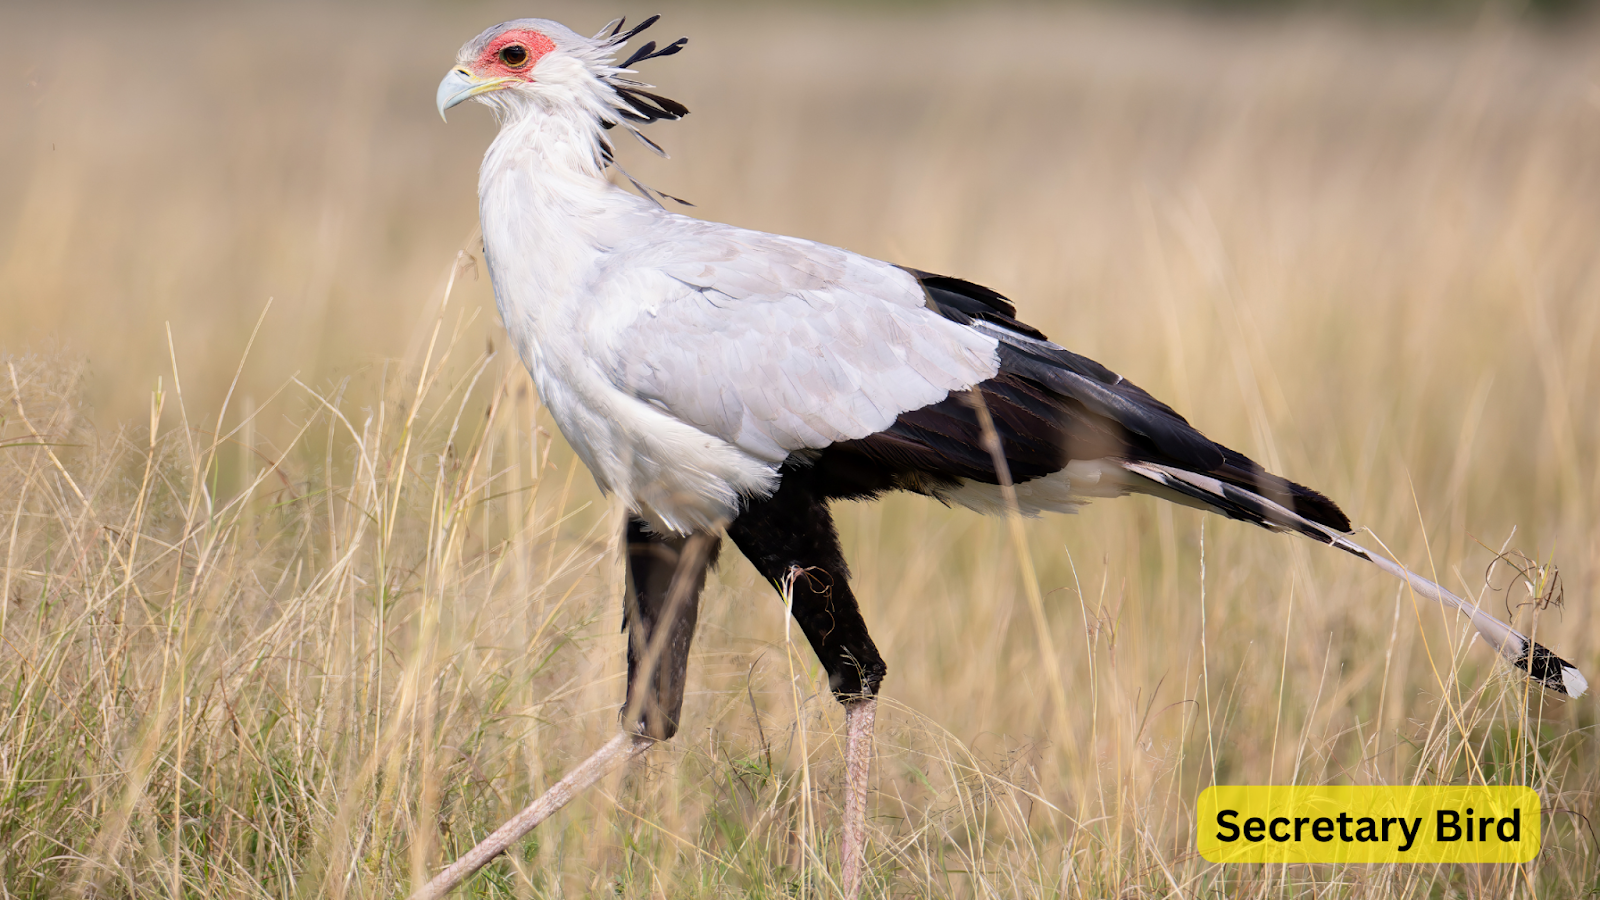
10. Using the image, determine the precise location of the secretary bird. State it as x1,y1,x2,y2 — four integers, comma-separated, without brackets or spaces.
415,15,1588,898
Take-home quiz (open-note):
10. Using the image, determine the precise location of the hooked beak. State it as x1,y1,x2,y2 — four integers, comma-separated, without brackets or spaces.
436,68,514,121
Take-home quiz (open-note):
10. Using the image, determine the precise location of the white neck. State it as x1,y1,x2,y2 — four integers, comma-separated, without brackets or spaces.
476,96,662,400
484,93,610,184
479,101,640,315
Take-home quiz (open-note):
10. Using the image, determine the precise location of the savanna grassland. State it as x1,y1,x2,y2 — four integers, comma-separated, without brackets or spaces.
2,2,1598,897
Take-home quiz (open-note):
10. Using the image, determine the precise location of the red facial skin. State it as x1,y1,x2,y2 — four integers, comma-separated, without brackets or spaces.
474,29,556,81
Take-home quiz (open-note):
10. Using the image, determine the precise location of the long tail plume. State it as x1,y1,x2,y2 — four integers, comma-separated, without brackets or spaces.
1124,461,1588,698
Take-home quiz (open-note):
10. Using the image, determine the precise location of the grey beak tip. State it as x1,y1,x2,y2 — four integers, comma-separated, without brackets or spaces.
436,67,476,121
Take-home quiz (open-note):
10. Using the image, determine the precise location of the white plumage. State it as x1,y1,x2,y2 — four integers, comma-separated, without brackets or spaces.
463,26,1008,532
489,202,1001,530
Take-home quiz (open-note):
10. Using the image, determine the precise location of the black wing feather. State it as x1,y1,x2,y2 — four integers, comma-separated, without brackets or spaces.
807,269,1351,534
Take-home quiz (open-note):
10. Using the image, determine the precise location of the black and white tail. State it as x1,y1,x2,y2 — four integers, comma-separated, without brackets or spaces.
1124,461,1588,699
878,270,1585,698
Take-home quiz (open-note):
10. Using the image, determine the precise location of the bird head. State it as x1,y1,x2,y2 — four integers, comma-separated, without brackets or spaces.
437,16,688,155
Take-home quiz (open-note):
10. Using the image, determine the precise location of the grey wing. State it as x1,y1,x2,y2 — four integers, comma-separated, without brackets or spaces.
600,231,1001,465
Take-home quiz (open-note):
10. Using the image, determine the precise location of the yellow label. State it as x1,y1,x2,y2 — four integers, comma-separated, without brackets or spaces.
1197,786,1539,863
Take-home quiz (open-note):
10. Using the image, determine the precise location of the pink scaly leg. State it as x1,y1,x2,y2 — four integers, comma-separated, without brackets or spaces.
840,697,876,898
407,732,650,900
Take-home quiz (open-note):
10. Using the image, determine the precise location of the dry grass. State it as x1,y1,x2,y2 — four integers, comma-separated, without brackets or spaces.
2,2,1598,897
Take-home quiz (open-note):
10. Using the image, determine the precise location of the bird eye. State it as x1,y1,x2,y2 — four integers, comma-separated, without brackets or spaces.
499,44,530,67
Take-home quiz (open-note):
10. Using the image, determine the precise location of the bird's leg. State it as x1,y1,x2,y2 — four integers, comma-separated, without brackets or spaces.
410,520,719,899
728,480,884,898
406,732,649,900
840,695,876,898
621,519,722,739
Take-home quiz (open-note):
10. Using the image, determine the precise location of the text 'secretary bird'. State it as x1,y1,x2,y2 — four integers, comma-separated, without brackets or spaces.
415,15,1587,898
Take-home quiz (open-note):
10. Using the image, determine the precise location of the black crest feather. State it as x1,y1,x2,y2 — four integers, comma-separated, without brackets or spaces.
615,87,689,123
610,14,661,42
597,13,692,208
621,36,688,69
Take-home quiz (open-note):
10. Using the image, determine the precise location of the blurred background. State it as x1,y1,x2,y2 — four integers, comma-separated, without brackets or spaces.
3,0,1597,424
4,1,1599,897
